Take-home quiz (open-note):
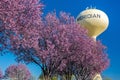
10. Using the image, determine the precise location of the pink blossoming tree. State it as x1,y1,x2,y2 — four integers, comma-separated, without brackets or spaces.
10,12,109,80
5,64,31,80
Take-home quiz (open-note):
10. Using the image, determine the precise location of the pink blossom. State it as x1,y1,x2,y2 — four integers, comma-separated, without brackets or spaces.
5,64,31,80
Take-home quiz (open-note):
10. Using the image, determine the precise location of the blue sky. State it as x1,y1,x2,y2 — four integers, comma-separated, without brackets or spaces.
0,0,120,80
